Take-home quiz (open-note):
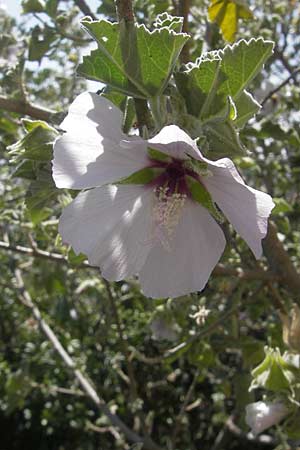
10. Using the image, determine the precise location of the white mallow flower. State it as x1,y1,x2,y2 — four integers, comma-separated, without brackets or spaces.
52,92,274,298
245,401,289,436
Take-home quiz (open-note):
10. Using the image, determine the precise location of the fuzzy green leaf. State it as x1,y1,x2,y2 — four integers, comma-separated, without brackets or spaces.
153,12,184,33
176,38,273,124
219,38,274,100
8,120,58,162
77,17,189,99
25,170,58,224
175,56,227,120
272,198,293,215
233,90,260,128
204,119,245,156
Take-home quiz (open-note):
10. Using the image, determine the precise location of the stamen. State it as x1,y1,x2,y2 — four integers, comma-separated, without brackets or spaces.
152,187,186,251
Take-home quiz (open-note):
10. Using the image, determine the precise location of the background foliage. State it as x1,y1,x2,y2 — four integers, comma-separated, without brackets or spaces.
0,0,300,449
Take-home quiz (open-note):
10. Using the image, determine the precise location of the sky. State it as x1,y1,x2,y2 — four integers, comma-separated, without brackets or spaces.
1,0,101,91
3,0,100,19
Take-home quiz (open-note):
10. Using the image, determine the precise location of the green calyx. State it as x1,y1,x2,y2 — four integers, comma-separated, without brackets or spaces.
186,177,223,222
118,167,163,185
250,347,300,393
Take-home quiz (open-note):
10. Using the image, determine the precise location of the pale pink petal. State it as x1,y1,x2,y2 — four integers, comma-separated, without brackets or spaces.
59,185,153,279
147,124,203,160
202,158,275,258
53,92,148,189
139,200,226,298
245,401,288,436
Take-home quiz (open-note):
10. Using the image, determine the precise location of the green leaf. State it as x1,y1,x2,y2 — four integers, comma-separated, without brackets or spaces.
8,120,58,162
5,370,32,414
77,17,189,99
13,160,36,179
233,90,260,128
175,55,227,120
219,38,274,101
67,249,87,266
25,170,58,224
45,0,58,17
101,89,127,112
272,198,293,215
286,410,300,440
22,0,45,13
176,38,273,124
240,336,265,368
175,38,273,156
204,119,245,157
28,26,56,62
208,0,253,43
153,12,184,33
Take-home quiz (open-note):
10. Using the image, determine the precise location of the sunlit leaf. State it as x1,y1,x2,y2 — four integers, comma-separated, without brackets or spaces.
77,17,189,98
208,0,253,42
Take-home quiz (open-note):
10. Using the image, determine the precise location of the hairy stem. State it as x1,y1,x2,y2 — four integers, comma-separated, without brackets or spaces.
179,0,190,63
114,0,152,134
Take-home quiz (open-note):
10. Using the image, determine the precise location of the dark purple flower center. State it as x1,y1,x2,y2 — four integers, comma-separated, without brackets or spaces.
149,157,199,197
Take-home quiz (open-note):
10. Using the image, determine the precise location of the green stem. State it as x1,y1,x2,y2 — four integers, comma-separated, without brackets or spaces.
114,0,153,136
134,98,153,135
149,96,166,130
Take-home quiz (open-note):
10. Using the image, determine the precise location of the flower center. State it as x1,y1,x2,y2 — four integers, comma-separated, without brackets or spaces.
152,186,186,251
145,151,214,250
146,156,199,250
149,158,192,195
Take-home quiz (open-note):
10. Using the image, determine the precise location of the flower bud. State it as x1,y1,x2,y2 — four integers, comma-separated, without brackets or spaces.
245,401,289,436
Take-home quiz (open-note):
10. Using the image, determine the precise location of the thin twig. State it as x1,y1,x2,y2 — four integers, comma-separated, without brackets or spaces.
261,67,300,106
171,368,200,448
103,280,139,401
263,221,300,294
274,47,298,82
74,0,97,20
131,300,240,365
30,381,85,397
0,240,280,282
212,415,275,449
0,96,57,122
0,240,90,268
86,421,128,445
13,269,163,450
104,280,151,437
266,282,287,315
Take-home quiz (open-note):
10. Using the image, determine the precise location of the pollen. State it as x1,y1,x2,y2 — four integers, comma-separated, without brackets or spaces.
152,187,186,250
